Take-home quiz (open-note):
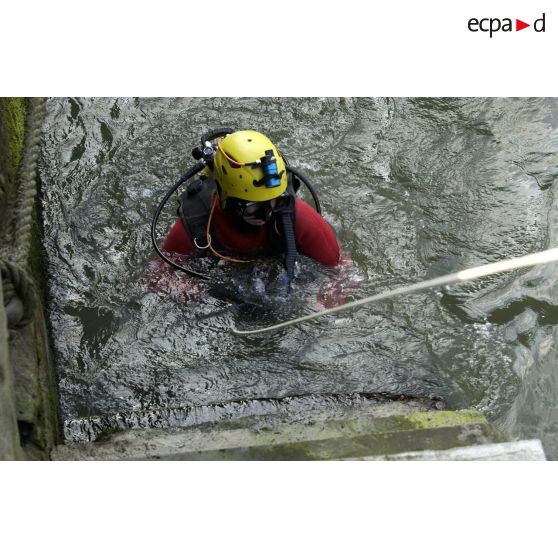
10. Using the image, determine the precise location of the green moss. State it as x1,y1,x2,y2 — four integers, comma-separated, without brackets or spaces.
180,422,506,460
0,97,27,181
185,410,490,453
405,410,487,429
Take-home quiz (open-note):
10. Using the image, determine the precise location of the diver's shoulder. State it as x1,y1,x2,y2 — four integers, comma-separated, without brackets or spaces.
295,197,322,218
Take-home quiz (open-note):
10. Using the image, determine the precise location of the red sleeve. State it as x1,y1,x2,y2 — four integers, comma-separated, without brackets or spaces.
294,199,340,266
162,218,196,255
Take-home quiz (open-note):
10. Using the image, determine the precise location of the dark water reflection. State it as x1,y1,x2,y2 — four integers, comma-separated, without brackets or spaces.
39,97,558,456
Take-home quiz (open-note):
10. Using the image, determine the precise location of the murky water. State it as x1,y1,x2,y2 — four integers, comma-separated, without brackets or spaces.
39,98,558,456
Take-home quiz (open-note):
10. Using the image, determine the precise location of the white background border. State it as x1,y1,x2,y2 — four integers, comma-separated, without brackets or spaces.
1,1,556,554
1,1,555,95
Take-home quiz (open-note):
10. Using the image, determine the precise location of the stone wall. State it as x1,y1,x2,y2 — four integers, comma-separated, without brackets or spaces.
0,98,61,460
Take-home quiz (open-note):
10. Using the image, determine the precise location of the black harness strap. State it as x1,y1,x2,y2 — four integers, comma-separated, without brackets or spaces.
178,176,217,255
178,173,298,260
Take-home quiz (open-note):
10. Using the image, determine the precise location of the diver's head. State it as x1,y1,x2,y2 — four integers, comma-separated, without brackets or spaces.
211,130,290,225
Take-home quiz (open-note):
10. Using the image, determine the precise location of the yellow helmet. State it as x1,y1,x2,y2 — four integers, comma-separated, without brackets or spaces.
212,130,287,208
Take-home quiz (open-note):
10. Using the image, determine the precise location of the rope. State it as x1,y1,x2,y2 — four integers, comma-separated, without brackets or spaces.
0,97,46,328
231,247,558,336
14,98,47,258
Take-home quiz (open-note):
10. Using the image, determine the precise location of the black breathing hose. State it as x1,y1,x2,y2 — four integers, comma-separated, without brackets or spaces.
280,211,298,288
151,162,211,280
286,165,322,215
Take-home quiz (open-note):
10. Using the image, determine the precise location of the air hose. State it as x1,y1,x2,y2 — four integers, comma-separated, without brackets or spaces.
151,162,210,280
280,211,298,288
286,165,322,215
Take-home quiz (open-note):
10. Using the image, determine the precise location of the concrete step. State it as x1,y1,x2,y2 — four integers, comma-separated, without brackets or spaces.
349,439,546,461
52,408,508,461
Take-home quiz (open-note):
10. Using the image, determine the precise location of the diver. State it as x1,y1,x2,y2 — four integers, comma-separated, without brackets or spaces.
150,129,355,306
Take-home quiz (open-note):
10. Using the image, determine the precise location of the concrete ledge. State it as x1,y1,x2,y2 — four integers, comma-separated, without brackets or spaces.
52,409,499,461
62,394,443,442
352,439,547,461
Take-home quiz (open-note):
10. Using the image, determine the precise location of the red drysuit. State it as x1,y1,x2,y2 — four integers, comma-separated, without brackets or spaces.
163,198,340,267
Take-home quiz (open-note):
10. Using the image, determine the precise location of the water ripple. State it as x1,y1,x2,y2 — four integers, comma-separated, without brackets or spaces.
40,97,558,456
